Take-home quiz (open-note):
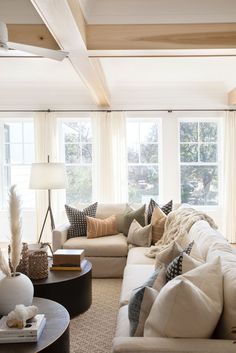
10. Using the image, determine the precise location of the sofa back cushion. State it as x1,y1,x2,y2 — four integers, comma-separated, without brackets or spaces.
188,220,236,339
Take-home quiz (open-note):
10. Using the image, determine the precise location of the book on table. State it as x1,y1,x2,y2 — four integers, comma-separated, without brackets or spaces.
53,249,85,266
50,258,87,271
0,314,46,343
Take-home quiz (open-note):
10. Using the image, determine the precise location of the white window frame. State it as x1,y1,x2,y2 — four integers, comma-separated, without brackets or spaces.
0,116,35,210
126,115,162,203
178,117,223,209
58,115,93,205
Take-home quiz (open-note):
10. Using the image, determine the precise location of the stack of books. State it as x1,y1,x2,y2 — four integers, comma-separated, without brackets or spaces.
0,314,46,343
50,249,85,271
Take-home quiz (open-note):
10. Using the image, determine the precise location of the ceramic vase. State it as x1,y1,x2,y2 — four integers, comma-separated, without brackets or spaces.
0,272,34,315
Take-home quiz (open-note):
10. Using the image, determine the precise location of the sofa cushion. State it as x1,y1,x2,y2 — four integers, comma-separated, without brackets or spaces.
144,258,223,338
63,233,128,257
151,207,167,244
127,247,155,266
166,252,203,282
86,215,118,239
123,205,146,236
120,264,155,306
95,203,128,233
147,199,173,224
128,267,166,337
127,220,152,247
65,202,98,238
207,243,236,339
115,305,130,337
189,220,226,260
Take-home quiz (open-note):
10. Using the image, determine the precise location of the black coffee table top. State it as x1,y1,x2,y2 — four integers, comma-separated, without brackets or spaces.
0,297,70,353
32,259,92,285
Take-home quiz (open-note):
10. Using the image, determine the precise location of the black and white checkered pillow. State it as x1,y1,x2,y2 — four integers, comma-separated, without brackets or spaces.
65,202,98,238
166,241,195,282
147,199,173,224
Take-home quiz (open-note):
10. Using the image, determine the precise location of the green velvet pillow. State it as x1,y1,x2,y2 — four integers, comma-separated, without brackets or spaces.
123,204,146,236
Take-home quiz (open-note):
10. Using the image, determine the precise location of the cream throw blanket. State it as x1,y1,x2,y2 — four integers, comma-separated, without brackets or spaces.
146,207,217,258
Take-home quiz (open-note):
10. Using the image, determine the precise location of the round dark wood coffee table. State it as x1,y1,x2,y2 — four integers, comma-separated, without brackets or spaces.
0,297,70,353
32,260,92,317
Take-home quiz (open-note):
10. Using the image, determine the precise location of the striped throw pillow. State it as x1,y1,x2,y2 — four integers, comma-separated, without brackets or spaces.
86,215,118,238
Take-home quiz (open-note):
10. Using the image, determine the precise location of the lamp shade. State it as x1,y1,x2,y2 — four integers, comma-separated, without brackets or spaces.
29,163,66,190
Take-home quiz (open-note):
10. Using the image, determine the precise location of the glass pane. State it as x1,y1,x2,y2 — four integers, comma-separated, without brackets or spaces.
140,122,158,143
180,122,198,142
200,122,217,142
23,122,34,143
64,123,80,143
80,122,92,143
8,144,23,164
181,165,218,205
128,144,139,163
140,144,158,163
81,143,92,163
127,122,139,143
5,123,22,143
65,144,81,163
128,165,159,203
24,144,35,164
180,144,198,162
4,166,35,208
200,144,217,162
66,166,92,204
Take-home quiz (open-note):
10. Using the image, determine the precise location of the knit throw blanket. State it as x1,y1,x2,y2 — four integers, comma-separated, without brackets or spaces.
146,207,218,258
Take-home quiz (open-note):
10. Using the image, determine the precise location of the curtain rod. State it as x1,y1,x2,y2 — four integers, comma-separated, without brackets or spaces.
0,109,235,112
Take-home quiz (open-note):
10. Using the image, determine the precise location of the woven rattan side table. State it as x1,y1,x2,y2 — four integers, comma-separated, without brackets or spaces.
32,260,92,317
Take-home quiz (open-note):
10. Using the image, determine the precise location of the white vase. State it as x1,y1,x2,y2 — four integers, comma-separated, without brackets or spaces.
0,272,34,315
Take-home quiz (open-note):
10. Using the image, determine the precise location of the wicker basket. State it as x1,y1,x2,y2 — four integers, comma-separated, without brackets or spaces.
28,250,48,280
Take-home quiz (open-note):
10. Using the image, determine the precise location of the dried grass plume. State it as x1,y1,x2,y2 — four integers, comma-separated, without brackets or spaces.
0,249,11,277
9,185,22,276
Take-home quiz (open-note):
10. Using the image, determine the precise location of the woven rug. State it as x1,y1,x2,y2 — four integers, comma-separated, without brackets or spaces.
70,279,122,353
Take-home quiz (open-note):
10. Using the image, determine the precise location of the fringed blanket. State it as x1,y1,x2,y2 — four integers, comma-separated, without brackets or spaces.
146,207,217,258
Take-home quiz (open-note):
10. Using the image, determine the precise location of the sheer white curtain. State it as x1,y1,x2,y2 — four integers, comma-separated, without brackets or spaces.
223,111,236,243
92,111,128,203
34,112,59,242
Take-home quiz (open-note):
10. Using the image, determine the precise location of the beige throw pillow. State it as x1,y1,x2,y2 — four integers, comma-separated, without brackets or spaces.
127,219,152,247
144,258,223,338
151,207,167,244
86,215,118,239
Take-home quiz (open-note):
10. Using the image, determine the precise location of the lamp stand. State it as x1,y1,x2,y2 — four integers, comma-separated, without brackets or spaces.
38,189,55,244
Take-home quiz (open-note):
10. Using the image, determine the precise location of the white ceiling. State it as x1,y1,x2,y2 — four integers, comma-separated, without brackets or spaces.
79,0,236,24
0,58,96,109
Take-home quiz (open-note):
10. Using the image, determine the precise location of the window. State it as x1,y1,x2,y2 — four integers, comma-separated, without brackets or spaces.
60,120,92,205
127,119,160,203
179,120,220,206
2,120,35,208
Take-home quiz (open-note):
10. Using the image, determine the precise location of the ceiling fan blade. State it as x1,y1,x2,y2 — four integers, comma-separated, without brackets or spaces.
8,42,68,61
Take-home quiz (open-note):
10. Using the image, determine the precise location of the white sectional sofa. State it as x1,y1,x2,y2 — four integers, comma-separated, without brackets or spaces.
53,203,236,353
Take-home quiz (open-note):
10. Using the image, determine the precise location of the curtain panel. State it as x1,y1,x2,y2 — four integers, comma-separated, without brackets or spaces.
223,111,236,243
92,111,128,203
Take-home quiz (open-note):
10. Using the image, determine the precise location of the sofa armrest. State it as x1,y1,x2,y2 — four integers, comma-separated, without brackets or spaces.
112,337,236,353
52,223,70,252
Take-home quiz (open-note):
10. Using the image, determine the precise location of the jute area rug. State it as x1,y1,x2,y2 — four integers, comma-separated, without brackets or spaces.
70,279,122,353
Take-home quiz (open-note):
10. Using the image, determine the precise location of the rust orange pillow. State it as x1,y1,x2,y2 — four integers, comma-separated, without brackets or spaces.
86,215,118,239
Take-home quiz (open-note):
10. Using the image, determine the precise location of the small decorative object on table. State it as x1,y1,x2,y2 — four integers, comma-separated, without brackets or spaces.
50,249,85,271
0,304,46,343
28,251,48,280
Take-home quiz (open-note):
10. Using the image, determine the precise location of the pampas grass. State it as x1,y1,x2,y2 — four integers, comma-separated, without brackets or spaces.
0,249,11,277
9,185,22,277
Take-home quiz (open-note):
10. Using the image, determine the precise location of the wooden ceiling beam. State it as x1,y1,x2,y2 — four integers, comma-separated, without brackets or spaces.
86,23,236,51
31,0,110,107
7,24,59,49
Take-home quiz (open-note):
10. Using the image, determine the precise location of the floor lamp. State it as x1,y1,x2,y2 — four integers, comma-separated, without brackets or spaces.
30,157,66,243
